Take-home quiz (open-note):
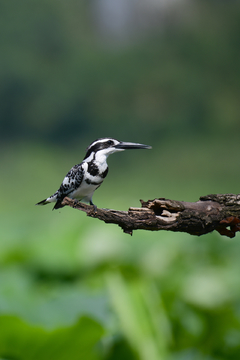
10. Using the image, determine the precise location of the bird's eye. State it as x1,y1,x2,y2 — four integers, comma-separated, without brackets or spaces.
107,140,113,146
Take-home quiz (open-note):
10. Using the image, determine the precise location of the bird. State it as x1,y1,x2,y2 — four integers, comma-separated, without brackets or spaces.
36,137,152,210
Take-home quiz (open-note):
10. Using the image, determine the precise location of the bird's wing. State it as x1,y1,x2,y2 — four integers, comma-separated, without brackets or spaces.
56,164,84,202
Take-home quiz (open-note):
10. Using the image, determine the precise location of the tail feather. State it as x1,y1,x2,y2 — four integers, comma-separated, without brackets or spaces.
35,199,49,206
53,200,64,210
36,195,64,210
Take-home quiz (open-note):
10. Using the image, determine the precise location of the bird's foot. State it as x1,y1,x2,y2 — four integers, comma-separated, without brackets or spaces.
92,204,97,213
73,199,79,207
90,201,97,213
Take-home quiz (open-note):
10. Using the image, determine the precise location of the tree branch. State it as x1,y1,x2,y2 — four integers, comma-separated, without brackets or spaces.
61,194,240,237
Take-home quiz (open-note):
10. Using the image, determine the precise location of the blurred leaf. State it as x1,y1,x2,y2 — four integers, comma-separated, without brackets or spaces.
106,271,171,360
0,315,104,360
0,266,110,329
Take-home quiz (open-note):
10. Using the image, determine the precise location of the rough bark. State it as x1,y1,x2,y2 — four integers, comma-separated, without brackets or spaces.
61,194,240,237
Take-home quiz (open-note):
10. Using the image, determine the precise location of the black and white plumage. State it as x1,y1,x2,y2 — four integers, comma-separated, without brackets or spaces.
36,138,152,210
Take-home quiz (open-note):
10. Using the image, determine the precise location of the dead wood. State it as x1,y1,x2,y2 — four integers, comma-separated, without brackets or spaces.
61,194,240,237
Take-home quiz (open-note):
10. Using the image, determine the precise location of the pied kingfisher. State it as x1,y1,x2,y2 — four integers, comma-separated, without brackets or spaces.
36,138,152,210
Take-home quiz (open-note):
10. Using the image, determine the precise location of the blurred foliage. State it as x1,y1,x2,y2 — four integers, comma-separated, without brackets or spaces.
1,0,240,144
1,139,240,360
1,0,240,359
0,315,104,360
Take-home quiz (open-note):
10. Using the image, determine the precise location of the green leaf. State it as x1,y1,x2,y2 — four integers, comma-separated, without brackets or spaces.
0,315,104,360
106,272,171,360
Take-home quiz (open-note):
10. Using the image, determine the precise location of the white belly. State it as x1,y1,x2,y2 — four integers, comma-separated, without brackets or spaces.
70,179,102,203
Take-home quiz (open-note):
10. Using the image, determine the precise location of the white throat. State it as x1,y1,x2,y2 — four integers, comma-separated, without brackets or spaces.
94,149,109,167
94,147,123,164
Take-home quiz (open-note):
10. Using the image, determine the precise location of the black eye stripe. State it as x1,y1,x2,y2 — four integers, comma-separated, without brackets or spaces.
84,139,115,159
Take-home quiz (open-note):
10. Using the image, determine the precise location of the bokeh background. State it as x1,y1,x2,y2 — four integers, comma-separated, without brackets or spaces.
1,0,240,359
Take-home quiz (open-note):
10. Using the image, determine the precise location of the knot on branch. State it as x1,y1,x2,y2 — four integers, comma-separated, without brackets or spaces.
140,198,185,214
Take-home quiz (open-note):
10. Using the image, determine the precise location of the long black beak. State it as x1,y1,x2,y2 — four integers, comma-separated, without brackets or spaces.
114,141,152,150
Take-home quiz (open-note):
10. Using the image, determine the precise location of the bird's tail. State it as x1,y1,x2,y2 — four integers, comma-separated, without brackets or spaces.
53,200,64,210
35,199,50,206
36,193,57,206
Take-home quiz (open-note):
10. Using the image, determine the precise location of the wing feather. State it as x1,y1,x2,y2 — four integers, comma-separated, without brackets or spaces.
54,164,84,209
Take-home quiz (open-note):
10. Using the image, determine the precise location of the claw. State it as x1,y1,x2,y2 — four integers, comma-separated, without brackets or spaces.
73,199,79,207
90,200,97,213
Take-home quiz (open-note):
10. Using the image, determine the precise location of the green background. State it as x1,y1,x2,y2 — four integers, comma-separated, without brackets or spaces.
1,1,240,359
